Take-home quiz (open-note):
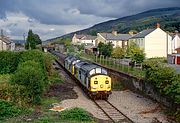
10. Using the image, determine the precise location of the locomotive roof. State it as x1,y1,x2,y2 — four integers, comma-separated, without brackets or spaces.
75,61,89,68
81,63,101,72
65,55,78,63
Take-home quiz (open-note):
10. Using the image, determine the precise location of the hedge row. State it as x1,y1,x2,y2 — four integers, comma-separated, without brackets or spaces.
143,59,180,104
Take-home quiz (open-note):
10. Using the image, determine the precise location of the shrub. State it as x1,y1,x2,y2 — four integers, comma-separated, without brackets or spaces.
0,99,29,120
20,50,46,69
11,60,46,105
0,82,29,106
0,51,20,74
143,59,180,104
59,108,93,121
44,52,55,76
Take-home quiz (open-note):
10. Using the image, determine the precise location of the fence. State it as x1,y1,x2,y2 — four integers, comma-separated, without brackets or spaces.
82,54,145,77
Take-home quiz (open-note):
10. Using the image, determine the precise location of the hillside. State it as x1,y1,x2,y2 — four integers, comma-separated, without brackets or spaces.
47,7,180,41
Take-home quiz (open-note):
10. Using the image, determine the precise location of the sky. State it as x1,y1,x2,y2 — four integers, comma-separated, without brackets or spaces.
0,0,180,41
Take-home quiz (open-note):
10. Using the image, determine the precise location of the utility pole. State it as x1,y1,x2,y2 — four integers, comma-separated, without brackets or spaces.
166,31,169,58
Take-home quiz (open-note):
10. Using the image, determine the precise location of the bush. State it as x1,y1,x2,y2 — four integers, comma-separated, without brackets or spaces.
44,53,55,76
59,108,93,121
0,99,29,120
143,60,180,104
0,51,20,74
20,50,46,70
11,60,46,105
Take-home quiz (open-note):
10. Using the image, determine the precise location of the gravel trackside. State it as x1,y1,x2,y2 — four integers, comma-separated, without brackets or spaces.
53,61,174,123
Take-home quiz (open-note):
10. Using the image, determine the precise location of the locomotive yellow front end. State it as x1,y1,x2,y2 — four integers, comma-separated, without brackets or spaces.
90,75,112,99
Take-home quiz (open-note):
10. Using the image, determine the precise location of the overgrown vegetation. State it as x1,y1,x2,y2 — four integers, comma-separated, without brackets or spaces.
0,51,20,74
0,99,31,120
97,42,113,57
143,58,180,122
0,50,56,121
59,108,93,122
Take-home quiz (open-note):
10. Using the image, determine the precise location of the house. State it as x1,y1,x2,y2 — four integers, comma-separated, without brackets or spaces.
96,31,132,48
72,34,96,46
167,54,180,65
129,24,172,58
0,35,15,51
171,33,180,53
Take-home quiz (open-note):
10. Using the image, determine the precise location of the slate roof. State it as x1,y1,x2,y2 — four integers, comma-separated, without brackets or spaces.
0,36,12,44
99,33,132,41
75,34,96,40
130,29,156,39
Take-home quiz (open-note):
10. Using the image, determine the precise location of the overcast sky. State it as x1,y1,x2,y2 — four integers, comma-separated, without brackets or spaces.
0,0,180,40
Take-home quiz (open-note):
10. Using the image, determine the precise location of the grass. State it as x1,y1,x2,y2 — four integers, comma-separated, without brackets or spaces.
0,99,32,121
0,74,11,83
59,107,94,122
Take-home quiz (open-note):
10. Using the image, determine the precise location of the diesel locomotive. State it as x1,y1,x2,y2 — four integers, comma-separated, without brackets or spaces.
51,50,112,100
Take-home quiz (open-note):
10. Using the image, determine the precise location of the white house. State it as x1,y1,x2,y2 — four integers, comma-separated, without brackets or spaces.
96,31,132,48
129,24,172,58
0,36,15,51
171,33,180,53
72,34,96,46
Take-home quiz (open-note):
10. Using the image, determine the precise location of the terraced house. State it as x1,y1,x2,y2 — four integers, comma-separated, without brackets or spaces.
96,30,132,48
171,32,180,53
72,34,96,46
129,24,172,58
0,30,15,51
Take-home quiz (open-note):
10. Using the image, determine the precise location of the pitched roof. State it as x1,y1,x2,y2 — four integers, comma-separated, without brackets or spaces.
75,34,96,40
0,36,12,44
99,33,132,41
130,29,156,38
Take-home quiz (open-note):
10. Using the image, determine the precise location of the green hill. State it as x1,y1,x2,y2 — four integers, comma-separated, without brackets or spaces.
47,7,180,41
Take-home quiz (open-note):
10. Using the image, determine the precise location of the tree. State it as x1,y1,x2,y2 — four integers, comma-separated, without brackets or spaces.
112,47,126,58
25,30,35,49
77,44,85,51
34,34,42,45
127,42,145,64
97,42,113,57
25,30,42,49
89,29,97,36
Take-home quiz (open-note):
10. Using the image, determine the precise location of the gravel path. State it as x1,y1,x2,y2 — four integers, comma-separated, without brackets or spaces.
59,86,110,121
53,61,173,123
109,90,172,123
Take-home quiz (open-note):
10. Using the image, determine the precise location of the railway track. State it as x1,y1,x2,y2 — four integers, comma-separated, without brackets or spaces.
50,50,134,123
94,100,134,123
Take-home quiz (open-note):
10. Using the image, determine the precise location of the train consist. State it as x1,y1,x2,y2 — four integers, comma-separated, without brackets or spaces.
51,50,112,100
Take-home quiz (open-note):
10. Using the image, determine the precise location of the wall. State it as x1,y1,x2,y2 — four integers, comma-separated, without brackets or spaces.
145,28,172,58
93,62,178,110
108,67,178,110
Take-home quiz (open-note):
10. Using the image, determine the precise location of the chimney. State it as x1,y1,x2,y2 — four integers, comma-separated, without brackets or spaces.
175,30,178,34
129,31,134,36
156,23,160,28
112,30,117,36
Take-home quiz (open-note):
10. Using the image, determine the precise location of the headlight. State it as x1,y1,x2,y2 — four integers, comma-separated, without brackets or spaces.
105,80,109,84
92,85,97,89
94,81,98,84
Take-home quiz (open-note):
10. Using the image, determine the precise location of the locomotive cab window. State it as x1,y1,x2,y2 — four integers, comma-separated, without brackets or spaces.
95,68,101,74
102,69,107,74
